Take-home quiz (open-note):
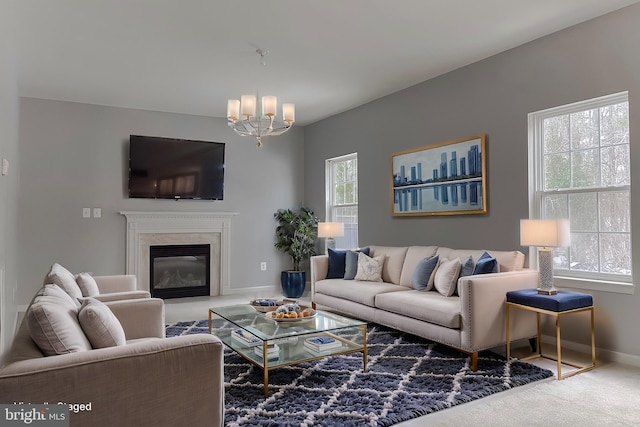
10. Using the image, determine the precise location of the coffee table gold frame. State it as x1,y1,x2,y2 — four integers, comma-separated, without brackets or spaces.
208,306,367,397
506,301,595,380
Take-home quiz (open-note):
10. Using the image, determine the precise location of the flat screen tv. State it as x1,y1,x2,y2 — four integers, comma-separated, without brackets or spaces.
128,135,225,200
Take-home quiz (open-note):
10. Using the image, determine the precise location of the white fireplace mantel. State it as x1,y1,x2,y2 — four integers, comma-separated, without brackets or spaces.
120,211,238,295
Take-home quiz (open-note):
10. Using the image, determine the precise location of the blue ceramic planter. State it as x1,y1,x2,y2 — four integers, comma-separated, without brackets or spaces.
281,271,305,298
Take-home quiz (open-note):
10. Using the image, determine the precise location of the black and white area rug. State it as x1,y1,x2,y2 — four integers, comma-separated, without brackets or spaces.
166,320,553,427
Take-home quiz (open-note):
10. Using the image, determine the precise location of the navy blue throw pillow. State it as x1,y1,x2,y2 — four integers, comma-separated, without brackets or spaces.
472,252,499,275
459,256,475,277
327,248,347,279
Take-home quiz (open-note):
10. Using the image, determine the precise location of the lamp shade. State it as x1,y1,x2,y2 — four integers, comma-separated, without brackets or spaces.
317,222,345,238
520,219,570,247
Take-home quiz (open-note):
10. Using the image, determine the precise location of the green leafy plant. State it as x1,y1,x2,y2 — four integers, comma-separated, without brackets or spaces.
274,206,319,271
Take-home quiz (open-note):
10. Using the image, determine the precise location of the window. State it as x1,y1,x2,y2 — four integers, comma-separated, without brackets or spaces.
326,153,358,249
528,92,631,289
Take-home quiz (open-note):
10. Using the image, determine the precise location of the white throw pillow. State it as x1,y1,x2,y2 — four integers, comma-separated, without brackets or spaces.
76,272,100,297
27,296,92,356
434,258,462,297
78,298,126,349
354,252,384,282
45,263,83,302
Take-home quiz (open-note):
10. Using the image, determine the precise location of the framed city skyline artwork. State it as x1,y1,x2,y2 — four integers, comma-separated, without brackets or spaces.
391,134,487,216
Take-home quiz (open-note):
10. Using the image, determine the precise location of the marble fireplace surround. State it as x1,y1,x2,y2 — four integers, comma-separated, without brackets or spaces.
120,211,238,296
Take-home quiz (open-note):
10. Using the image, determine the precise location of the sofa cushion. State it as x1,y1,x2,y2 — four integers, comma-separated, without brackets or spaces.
399,246,439,287
315,279,406,307
45,263,83,302
354,253,384,282
76,272,100,297
27,295,92,356
434,258,461,297
375,290,462,329
344,247,371,280
411,255,439,291
473,252,499,275
326,249,347,279
78,298,126,348
369,246,409,285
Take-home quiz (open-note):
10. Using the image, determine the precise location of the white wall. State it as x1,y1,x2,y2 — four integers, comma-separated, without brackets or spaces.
17,98,305,304
304,4,640,360
0,0,20,355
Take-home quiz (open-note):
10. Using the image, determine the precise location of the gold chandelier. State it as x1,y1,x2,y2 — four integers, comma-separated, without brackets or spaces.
226,49,295,147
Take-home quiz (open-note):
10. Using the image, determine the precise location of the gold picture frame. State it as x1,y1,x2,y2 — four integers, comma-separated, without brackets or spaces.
391,134,487,216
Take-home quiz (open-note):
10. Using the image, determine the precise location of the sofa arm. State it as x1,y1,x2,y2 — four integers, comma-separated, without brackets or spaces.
310,255,329,299
94,275,137,293
458,269,539,352
105,298,165,339
0,334,225,427
93,291,150,302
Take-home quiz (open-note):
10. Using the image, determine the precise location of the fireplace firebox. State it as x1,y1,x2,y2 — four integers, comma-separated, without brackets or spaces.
149,244,210,299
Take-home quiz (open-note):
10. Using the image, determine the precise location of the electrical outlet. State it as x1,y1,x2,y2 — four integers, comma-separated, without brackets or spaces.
82,208,91,218
260,262,267,271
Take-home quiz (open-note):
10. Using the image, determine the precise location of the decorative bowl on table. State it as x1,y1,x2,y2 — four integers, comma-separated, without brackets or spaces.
265,303,316,322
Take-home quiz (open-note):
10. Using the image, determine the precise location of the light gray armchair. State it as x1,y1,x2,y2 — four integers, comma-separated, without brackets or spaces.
0,296,224,427
45,262,151,302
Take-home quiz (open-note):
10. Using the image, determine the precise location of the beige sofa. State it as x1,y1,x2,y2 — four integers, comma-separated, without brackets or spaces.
0,285,225,427
311,245,538,370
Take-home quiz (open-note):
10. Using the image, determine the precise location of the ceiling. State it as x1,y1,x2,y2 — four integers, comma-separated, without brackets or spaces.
13,0,640,126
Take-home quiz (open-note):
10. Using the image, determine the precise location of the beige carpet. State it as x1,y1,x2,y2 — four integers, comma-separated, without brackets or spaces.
404,361,640,426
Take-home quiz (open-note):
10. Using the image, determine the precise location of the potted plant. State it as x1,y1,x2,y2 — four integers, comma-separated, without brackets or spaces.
274,206,319,298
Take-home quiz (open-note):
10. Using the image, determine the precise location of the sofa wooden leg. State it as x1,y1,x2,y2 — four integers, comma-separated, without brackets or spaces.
470,352,478,370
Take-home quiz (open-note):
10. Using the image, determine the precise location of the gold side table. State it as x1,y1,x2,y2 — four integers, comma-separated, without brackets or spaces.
505,288,595,380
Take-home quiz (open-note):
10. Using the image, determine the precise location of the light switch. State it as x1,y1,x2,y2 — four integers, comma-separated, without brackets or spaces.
1,158,8,176
82,208,91,218
93,208,102,218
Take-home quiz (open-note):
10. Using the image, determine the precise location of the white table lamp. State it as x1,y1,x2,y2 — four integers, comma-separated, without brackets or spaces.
520,219,570,295
318,222,345,253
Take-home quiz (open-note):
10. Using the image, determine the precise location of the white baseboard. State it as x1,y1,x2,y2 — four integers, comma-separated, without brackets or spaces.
541,334,640,368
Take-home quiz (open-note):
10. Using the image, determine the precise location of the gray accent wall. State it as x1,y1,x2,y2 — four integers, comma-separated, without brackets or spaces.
0,0,19,355
17,98,305,304
304,4,640,359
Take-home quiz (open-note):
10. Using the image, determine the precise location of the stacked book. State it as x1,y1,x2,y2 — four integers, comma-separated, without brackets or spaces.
254,343,280,360
231,329,261,347
304,336,342,354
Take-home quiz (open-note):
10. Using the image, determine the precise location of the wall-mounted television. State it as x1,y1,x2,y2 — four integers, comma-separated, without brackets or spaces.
128,135,225,200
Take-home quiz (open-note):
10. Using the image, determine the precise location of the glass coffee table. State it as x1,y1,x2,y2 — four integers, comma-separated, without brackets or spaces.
208,304,367,397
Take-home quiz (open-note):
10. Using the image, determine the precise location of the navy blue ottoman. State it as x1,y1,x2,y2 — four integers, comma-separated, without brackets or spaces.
506,289,593,312
505,288,595,379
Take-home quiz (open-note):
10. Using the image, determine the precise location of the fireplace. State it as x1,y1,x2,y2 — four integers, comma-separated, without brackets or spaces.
120,211,237,296
150,244,210,299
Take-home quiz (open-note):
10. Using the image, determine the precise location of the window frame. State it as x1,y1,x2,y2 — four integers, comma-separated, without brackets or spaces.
527,91,633,294
325,153,359,250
